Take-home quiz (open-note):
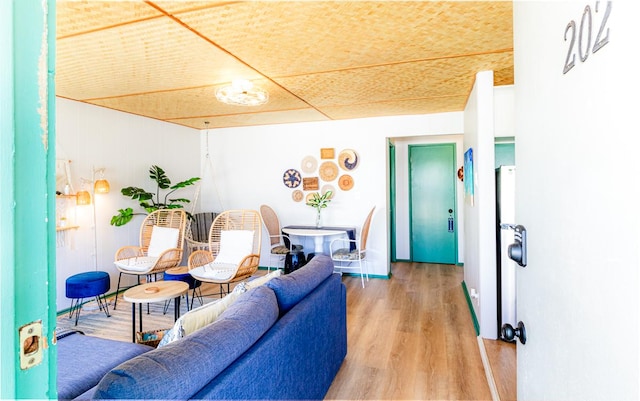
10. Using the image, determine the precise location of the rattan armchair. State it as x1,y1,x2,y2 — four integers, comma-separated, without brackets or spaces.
188,209,262,297
113,209,187,309
259,204,303,272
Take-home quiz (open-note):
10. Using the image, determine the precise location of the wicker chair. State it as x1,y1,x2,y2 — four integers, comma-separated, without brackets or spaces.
259,204,303,272
330,206,375,288
188,209,262,297
113,209,187,309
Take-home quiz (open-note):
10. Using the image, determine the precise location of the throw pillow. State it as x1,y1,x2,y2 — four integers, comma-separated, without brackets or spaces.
157,284,246,347
245,269,282,290
214,230,254,265
147,226,180,257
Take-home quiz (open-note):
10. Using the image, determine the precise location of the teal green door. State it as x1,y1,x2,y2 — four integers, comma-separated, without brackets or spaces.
409,144,457,264
1,1,57,399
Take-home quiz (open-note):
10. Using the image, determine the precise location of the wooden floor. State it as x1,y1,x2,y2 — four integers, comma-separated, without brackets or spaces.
57,262,516,400
325,262,514,400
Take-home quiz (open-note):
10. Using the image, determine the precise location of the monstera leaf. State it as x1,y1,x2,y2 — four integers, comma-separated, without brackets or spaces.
110,165,200,226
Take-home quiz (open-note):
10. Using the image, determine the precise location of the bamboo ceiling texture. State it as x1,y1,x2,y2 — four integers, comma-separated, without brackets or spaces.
56,1,514,130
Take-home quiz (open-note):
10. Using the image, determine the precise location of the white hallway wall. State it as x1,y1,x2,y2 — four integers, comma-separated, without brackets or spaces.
55,98,200,311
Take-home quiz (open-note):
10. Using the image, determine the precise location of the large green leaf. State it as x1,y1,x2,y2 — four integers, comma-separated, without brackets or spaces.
149,165,171,189
110,208,135,226
170,177,200,190
121,187,153,201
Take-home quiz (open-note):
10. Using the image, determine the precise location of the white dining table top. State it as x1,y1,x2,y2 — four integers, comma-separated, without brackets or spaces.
281,227,347,237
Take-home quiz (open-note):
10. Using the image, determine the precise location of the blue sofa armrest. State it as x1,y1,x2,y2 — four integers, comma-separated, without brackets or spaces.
57,332,153,400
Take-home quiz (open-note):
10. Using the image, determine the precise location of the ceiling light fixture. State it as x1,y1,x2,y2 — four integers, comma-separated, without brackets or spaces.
215,79,268,106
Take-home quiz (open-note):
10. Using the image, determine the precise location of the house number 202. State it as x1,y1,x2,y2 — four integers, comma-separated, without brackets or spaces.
563,1,611,74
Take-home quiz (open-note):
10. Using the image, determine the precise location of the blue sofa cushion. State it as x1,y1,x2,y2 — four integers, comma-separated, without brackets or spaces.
57,332,153,400
267,254,334,314
93,285,279,400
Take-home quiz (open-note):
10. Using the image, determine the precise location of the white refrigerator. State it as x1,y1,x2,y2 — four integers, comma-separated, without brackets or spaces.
496,165,517,340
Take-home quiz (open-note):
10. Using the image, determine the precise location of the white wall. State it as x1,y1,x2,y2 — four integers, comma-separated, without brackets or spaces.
55,98,200,311
463,71,498,339
514,1,639,399
494,85,514,138
200,113,463,278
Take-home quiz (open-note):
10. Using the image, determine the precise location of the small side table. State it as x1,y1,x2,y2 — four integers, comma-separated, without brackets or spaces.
123,281,189,343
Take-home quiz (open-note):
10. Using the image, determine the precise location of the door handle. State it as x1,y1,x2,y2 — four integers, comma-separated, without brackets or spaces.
447,209,454,232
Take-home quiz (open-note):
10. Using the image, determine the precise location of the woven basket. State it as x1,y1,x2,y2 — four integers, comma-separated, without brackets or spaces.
136,328,169,348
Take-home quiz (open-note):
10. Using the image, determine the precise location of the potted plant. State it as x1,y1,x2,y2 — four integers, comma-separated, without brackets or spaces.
306,190,333,228
110,165,200,226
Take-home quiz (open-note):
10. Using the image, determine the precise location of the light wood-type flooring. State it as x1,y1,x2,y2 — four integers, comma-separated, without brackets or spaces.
325,262,515,400
56,262,515,400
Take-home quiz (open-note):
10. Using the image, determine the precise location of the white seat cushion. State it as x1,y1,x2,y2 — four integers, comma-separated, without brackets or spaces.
147,226,180,257
189,263,237,281
114,256,158,272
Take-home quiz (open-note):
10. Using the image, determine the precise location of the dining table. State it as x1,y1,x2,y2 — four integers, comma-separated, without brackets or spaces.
282,225,356,255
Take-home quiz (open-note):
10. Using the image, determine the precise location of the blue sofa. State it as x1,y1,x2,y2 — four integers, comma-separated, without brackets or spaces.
58,254,347,400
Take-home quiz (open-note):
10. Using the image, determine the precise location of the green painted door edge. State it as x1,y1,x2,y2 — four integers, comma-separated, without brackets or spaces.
0,1,16,398
461,281,480,336
7,1,57,399
388,139,397,262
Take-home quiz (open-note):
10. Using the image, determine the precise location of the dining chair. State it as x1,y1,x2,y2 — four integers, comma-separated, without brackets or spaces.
188,209,262,297
259,204,303,272
329,206,375,288
113,209,187,309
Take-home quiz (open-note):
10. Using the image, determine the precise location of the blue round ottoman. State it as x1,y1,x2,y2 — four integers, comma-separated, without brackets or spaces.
65,271,111,325
164,266,202,311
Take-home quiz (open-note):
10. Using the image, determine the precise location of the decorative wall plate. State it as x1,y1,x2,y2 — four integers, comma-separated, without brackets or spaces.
301,155,317,174
319,161,338,181
292,190,304,202
320,148,335,159
338,174,354,191
321,184,335,199
303,177,319,190
305,192,317,203
338,149,359,171
282,169,301,188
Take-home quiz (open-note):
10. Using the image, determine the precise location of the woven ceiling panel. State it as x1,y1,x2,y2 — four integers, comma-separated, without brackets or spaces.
170,109,330,130
56,1,514,130
320,96,469,121
56,16,262,100
89,80,310,120
56,1,162,39
176,1,513,76
275,52,513,107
